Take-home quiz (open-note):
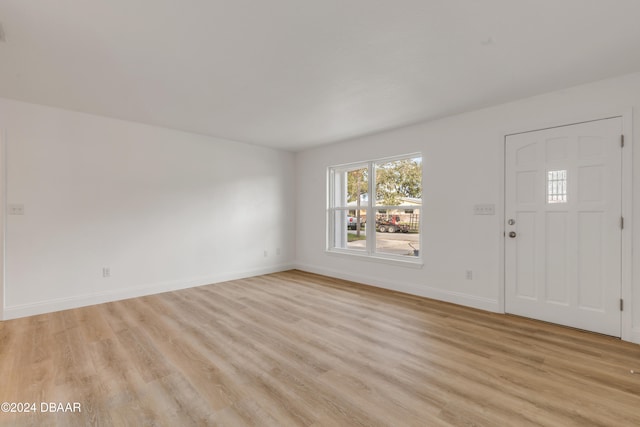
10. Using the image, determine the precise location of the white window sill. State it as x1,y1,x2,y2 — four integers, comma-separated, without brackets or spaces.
325,249,424,269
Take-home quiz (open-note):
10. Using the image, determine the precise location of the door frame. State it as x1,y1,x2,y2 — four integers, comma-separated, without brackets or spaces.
500,110,633,342
0,128,5,321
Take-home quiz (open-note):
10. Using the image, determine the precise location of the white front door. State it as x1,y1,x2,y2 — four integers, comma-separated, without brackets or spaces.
505,118,622,337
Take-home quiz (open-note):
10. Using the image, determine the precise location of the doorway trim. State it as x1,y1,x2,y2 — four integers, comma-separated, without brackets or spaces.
0,128,5,321
500,110,633,342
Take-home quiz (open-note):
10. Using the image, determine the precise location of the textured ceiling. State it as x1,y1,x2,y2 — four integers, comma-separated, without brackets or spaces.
1,0,640,151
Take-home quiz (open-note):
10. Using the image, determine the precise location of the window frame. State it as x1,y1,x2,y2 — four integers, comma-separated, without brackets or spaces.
327,153,423,266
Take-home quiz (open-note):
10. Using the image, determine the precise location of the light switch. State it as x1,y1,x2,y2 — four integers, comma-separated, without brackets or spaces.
8,204,24,215
473,204,495,215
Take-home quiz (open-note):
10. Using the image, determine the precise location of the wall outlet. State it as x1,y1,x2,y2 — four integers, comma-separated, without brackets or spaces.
276,247,281,256
263,250,268,258
8,204,24,215
102,267,111,278
473,204,495,215
466,270,473,280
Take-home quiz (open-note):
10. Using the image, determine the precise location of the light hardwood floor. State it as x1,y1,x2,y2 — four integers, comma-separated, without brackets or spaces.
1,270,639,426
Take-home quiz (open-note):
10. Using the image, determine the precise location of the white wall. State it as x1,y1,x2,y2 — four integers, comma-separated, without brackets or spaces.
0,98,295,319
295,72,640,344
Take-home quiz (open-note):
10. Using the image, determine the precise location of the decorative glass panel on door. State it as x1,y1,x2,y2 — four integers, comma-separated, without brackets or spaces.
547,170,567,203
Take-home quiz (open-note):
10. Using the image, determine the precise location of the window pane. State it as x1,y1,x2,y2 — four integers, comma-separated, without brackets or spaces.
548,170,567,203
376,157,422,206
375,210,420,257
331,166,368,208
346,167,368,208
331,210,367,251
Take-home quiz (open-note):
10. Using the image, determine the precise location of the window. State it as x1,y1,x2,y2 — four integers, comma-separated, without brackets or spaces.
328,154,422,263
547,169,567,203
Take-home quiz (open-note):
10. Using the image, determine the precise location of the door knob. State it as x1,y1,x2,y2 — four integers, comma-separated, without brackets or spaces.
509,231,517,238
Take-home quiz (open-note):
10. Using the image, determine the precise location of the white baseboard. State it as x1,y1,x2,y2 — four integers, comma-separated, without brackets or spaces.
628,328,640,345
2,263,294,320
294,263,501,313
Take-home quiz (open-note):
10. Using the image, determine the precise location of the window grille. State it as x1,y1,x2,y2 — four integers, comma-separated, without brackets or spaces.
547,170,567,203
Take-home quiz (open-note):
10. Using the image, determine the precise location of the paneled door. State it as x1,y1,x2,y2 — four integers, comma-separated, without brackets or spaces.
505,118,623,336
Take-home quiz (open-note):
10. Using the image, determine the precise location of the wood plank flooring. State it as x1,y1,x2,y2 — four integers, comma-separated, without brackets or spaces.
1,269,639,426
